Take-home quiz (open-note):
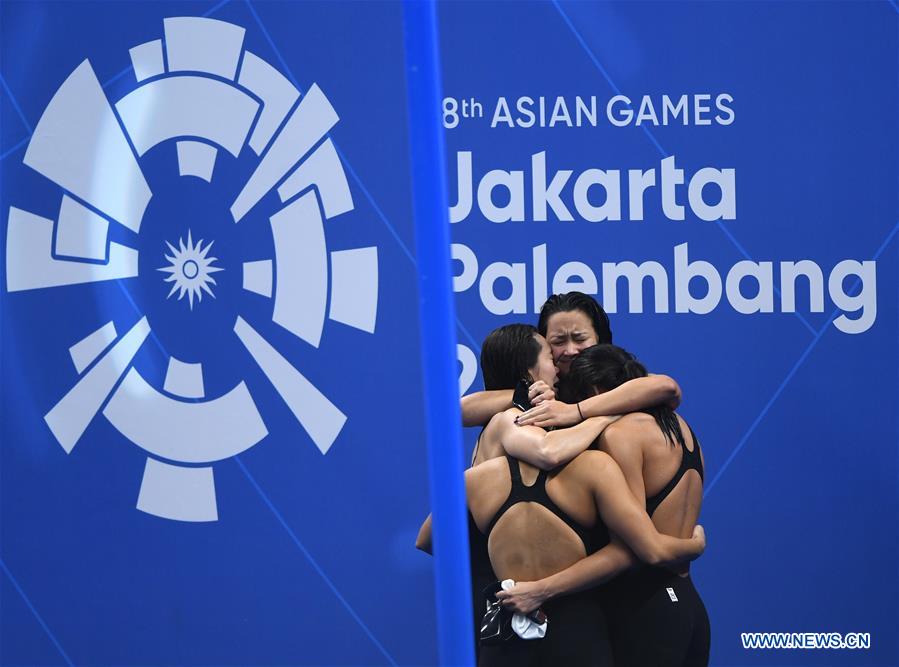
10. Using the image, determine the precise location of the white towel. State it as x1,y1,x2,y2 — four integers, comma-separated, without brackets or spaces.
501,579,547,640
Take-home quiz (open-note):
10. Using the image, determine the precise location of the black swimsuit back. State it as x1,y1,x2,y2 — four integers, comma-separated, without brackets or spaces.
645,422,704,517
477,456,613,667
601,421,710,667
484,455,607,553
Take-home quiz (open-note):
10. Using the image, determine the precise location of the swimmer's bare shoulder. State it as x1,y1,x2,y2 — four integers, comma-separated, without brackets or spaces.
473,409,521,465
561,449,616,482
601,412,658,449
465,455,512,531
605,411,656,432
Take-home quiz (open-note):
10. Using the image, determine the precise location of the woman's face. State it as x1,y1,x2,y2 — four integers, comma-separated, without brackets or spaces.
527,334,558,388
545,310,598,376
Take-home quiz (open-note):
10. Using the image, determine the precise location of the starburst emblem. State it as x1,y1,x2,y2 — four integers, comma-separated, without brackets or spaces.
157,231,223,310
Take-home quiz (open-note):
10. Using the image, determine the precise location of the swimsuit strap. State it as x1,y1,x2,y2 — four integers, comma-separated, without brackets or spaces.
646,422,704,517
685,423,704,481
484,456,524,537
484,456,598,552
507,453,523,484
470,425,489,466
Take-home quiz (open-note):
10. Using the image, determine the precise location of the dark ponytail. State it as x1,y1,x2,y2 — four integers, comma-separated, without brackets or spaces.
561,345,685,449
480,324,541,390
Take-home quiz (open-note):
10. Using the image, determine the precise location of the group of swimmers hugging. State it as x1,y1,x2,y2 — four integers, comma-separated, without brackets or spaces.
418,291,710,667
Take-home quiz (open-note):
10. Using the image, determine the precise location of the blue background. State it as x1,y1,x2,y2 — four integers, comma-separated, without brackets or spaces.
1,1,897,667
442,2,897,667
2,1,437,666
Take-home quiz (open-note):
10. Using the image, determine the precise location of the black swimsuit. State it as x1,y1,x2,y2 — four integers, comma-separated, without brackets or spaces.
483,456,606,552
602,423,710,667
468,428,495,659
645,423,704,517
477,456,613,667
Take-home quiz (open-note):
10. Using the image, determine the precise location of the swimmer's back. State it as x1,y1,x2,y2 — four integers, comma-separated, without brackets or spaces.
600,412,704,561
466,451,612,582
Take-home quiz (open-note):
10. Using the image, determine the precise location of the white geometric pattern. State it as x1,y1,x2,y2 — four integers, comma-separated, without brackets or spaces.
5,17,379,522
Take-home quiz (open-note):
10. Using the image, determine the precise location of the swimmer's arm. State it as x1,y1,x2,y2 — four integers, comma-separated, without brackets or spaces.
581,374,681,414
461,382,555,427
498,411,619,470
460,390,513,427
415,464,485,555
516,375,681,429
499,441,649,611
415,514,433,554
592,453,705,567
471,411,508,465
601,427,647,506
542,537,636,595
496,538,635,614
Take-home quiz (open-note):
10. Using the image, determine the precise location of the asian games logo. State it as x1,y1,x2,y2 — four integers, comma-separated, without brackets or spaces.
4,18,379,522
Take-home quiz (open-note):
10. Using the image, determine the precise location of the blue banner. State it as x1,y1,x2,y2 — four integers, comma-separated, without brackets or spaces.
2,2,437,665
441,2,897,666
2,2,897,666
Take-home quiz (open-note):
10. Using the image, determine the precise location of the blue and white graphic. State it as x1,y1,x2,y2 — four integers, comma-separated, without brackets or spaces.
5,16,379,522
158,231,224,309
2,3,433,665
440,2,898,666
3,2,895,666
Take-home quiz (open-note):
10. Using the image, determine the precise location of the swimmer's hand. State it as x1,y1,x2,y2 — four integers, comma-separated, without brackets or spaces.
692,524,706,555
495,580,548,615
515,400,579,428
517,402,623,431
527,381,554,406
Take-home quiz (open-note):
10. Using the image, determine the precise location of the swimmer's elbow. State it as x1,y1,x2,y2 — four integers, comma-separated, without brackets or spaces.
642,548,666,567
415,532,432,555
632,538,667,567
659,375,681,409
460,394,479,427
507,435,558,470
534,442,562,470
640,539,691,568
416,517,433,555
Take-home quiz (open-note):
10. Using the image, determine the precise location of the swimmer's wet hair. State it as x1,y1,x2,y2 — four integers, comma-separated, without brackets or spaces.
480,324,541,391
562,344,685,449
537,292,612,344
